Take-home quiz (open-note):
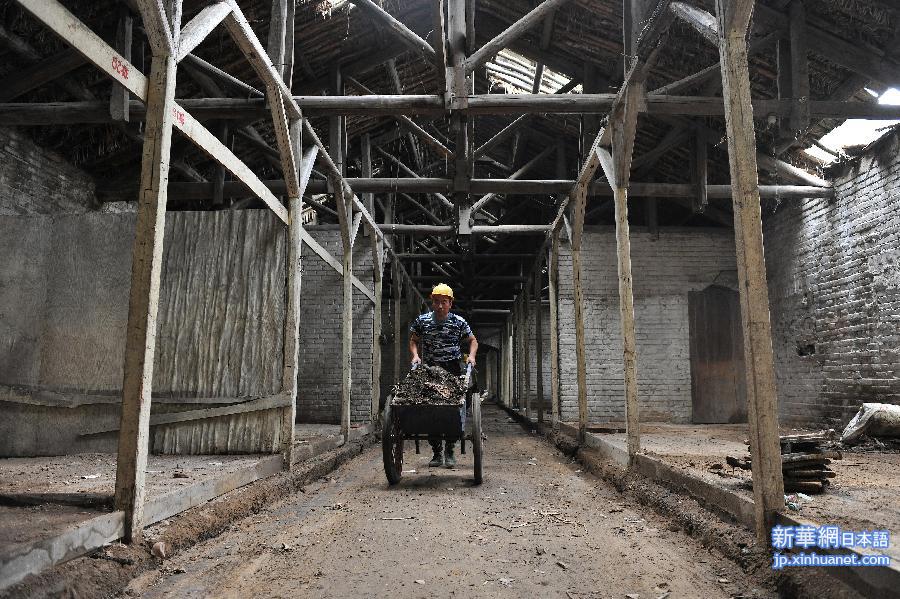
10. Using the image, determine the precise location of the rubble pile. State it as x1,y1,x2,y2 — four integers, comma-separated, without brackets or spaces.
727,430,841,494
391,365,465,406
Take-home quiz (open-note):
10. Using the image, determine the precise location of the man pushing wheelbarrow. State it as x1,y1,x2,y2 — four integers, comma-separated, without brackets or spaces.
408,283,478,468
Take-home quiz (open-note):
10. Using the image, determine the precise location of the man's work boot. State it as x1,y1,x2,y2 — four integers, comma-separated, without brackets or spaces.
444,445,456,469
429,451,443,467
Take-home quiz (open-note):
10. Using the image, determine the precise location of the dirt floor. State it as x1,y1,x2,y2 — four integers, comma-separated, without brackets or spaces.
599,423,900,561
125,405,778,598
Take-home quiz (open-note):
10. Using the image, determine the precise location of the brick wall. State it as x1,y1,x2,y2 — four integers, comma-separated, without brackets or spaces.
297,230,375,423
555,227,738,423
764,131,900,427
0,127,97,215
523,306,552,409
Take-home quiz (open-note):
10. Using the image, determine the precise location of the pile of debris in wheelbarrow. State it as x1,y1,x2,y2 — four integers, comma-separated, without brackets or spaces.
390,365,466,406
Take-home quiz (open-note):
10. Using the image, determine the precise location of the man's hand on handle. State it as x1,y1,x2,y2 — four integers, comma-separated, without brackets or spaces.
465,354,476,367
411,356,422,368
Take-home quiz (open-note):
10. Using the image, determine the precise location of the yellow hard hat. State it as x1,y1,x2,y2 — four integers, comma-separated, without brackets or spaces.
430,283,454,299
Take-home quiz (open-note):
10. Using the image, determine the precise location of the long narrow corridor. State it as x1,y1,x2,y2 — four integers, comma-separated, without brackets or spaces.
128,405,773,598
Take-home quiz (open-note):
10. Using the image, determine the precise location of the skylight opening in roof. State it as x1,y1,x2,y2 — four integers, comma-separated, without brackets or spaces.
804,88,900,163
486,49,578,94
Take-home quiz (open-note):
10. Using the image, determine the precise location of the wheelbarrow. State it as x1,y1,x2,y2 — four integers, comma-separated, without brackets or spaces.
382,363,483,485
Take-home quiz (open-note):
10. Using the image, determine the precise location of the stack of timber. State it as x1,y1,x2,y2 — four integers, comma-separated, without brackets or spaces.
726,430,840,494
391,365,465,406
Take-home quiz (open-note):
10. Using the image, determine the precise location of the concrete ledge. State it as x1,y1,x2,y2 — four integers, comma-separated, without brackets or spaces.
0,423,376,593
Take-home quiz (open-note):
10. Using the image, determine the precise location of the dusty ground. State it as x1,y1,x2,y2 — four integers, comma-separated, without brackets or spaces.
601,423,900,551
126,405,776,599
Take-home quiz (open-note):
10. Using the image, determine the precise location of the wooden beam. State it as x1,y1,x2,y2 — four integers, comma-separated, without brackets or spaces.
221,1,300,119
756,152,829,187
375,147,454,209
432,0,448,93
789,0,810,135
474,80,579,161
754,3,900,87
266,0,289,81
132,177,836,201
385,59,422,169
347,76,454,160
113,51,177,542
671,1,717,45
471,143,556,213
87,394,292,435
299,228,375,302
0,48,84,103
110,11,132,121
464,0,576,75
134,0,176,55
15,0,289,223
176,1,231,62
715,0,785,542
347,0,437,63
7,93,900,121
183,53,263,97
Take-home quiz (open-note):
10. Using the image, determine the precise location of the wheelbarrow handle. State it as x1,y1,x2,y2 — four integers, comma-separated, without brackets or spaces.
463,362,473,390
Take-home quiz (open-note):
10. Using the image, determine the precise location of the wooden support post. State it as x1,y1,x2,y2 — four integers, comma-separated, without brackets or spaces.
364,134,383,422
110,9,132,121
335,181,354,442
273,0,299,468
329,65,352,441
597,80,643,463
523,281,532,420
715,0,785,541
789,0,810,135
393,256,403,386
534,263,544,424
571,243,588,443
548,230,560,429
613,179,639,460
113,51,177,543
281,191,301,467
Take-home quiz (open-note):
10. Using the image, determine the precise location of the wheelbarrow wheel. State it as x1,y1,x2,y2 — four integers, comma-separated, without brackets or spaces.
472,393,483,485
382,402,403,485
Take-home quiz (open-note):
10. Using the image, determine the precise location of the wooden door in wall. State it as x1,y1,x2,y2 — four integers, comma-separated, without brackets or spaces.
689,285,748,423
